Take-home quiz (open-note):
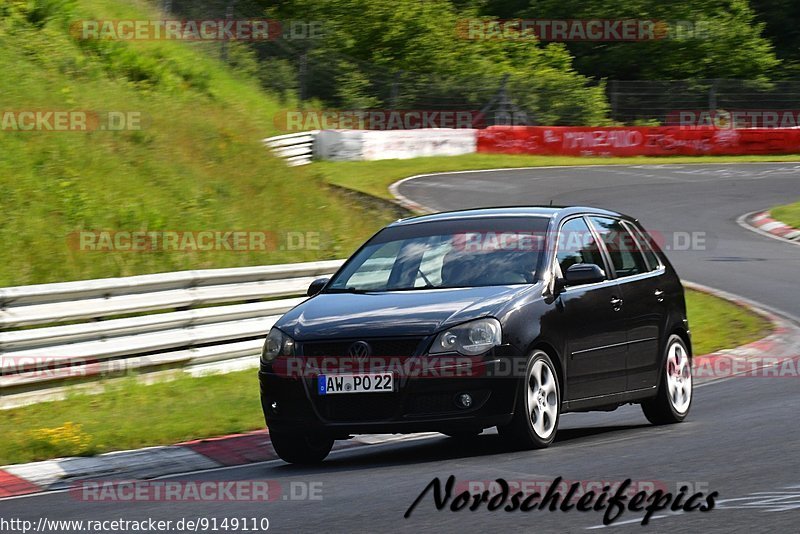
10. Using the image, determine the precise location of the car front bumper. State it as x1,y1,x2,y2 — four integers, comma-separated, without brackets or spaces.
259,353,519,436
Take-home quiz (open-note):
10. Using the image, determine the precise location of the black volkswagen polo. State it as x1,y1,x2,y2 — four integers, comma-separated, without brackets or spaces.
259,207,693,463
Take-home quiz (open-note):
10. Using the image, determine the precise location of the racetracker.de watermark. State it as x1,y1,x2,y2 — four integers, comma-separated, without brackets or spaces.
271,355,484,379
668,109,800,129
447,229,715,252
70,19,324,41
275,110,484,131
693,355,800,378
1,111,143,132
68,230,324,252
457,19,711,41
0,356,134,380
69,480,322,502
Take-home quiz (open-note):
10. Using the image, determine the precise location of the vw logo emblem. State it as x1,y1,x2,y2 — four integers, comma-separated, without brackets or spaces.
348,341,372,361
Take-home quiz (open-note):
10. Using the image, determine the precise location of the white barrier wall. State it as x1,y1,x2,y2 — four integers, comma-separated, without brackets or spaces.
314,130,367,161
314,128,478,161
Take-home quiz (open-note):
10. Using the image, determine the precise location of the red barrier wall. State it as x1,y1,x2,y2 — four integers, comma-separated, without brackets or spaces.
477,126,800,156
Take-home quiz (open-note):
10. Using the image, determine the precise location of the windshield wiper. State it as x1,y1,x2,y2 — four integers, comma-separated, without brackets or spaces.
385,284,440,291
325,286,370,294
328,285,443,293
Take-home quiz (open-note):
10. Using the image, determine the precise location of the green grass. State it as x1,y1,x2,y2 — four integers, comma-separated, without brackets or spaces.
0,288,770,466
312,153,800,201
0,371,265,465
0,0,394,286
685,290,771,355
771,200,800,229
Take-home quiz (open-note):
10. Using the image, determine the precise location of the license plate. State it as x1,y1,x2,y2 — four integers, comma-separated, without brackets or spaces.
317,373,394,395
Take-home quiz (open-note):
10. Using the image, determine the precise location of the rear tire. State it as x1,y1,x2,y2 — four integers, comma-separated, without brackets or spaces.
270,430,334,464
498,350,560,449
642,334,692,425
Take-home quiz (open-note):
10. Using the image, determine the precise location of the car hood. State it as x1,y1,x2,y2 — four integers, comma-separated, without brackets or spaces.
276,285,538,340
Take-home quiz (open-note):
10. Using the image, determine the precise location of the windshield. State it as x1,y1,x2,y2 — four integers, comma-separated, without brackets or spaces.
327,217,549,292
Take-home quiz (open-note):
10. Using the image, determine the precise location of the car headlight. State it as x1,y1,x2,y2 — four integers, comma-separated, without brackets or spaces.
261,327,295,364
429,318,502,356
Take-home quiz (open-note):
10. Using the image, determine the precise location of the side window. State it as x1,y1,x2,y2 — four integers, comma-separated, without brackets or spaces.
627,223,661,271
556,217,606,277
588,217,648,278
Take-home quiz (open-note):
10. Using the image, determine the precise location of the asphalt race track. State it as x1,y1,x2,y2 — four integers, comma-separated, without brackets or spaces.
2,163,799,533
397,163,800,320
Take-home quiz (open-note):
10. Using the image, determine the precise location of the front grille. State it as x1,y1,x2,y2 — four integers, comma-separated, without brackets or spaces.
315,393,399,422
301,338,424,358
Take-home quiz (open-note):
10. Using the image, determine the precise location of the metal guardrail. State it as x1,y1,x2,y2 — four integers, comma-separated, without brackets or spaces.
263,131,318,166
0,260,345,407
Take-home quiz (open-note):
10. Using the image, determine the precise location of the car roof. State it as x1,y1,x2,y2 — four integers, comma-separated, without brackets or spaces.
390,206,634,226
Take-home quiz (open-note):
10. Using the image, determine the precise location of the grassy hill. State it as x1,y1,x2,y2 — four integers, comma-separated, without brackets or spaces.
0,0,392,286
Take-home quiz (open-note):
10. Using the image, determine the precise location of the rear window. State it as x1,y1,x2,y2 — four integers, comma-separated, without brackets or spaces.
627,222,662,271
588,216,649,278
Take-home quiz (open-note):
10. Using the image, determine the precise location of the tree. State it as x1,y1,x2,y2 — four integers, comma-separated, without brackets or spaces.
264,0,609,124
750,0,800,76
478,0,781,81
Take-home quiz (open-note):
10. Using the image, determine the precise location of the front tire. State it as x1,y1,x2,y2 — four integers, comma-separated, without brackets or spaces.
498,350,560,449
641,334,692,425
270,430,334,464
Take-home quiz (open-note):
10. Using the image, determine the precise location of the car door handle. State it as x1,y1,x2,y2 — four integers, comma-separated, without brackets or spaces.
610,296,623,311
654,289,665,302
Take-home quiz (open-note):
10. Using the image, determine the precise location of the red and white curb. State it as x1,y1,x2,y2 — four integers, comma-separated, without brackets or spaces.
388,174,437,215
684,281,800,384
741,211,800,243
0,432,439,499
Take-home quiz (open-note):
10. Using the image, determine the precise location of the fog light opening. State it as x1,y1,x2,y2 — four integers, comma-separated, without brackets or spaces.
456,393,473,409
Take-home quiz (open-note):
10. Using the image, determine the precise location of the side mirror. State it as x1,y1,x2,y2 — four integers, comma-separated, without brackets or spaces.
307,277,329,297
562,263,606,287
